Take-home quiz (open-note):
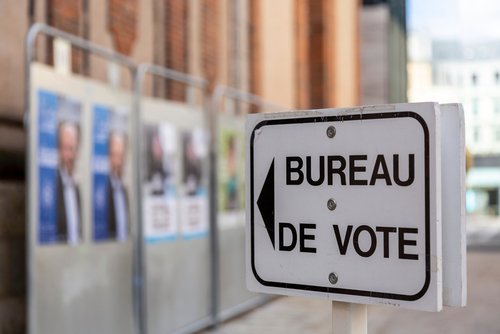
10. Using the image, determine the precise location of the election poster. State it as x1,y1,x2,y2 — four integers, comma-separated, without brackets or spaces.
142,123,179,243
218,127,245,229
180,128,208,238
38,89,83,245
92,105,131,242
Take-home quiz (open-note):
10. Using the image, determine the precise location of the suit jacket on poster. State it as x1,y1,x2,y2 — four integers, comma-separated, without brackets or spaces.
106,176,129,239
56,169,82,242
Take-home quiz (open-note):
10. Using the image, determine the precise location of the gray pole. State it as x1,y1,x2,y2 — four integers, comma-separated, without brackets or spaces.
388,0,408,103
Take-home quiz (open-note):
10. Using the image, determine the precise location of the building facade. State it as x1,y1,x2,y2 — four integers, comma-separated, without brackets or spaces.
0,0,361,332
408,37,500,215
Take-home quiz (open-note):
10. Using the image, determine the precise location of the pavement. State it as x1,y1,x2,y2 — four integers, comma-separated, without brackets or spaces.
202,217,500,334
466,215,500,248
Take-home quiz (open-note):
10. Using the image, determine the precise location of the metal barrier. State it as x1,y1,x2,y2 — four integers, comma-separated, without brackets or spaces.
133,64,213,334
210,85,284,323
211,85,284,112
25,24,286,334
25,23,138,334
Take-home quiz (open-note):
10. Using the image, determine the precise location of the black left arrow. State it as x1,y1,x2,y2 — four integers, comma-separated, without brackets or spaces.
257,159,275,248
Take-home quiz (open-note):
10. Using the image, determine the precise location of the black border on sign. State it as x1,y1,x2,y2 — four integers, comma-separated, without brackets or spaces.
250,111,431,301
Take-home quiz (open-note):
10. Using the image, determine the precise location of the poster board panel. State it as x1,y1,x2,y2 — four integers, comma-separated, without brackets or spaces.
29,63,135,334
217,114,257,311
141,96,210,334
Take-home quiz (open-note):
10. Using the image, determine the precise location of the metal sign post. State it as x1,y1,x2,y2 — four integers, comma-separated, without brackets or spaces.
332,302,367,334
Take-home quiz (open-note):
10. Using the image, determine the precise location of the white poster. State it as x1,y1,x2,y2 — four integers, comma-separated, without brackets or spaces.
218,120,246,230
142,123,179,243
180,128,208,238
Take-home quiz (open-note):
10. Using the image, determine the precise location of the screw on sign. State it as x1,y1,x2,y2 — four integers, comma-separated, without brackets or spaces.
327,198,337,211
246,103,467,333
329,272,338,285
326,125,336,138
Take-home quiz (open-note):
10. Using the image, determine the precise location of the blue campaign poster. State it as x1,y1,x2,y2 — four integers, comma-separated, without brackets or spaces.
38,90,82,245
38,90,59,244
92,104,130,242
92,105,110,241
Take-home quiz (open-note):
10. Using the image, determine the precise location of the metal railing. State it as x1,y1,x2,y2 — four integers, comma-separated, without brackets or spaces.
134,64,210,334
25,23,138,334
25,23,280,334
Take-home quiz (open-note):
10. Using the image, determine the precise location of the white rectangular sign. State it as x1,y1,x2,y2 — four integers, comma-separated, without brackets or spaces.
246,103,443,312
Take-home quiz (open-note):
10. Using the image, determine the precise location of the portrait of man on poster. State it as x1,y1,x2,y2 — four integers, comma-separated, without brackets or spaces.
106,131,129,241
56,120,82,244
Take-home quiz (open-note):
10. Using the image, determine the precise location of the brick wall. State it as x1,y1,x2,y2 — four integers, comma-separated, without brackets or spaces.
108,0,138,56
201,0,219,91
46,0,85,74
307,0,326,109
0,0,29,121
152,0,166,98
164,0,188,101
295,0,309,109
248,0,259,112
324,0,361,107
294,0,327,109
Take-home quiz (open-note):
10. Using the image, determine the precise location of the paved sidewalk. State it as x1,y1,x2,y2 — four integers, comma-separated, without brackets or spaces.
203,250,500,334
467,215,500,248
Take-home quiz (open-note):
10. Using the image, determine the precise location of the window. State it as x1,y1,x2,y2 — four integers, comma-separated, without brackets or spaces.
472,98,479,115
494,98,500,114
474,128,480,143
495,71,500,85
472,73,478,86
165,0,189,101
446,73,452,85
